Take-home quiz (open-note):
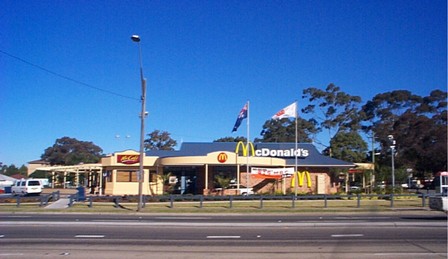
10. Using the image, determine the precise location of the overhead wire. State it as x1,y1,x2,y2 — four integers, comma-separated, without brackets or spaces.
0,49,140,101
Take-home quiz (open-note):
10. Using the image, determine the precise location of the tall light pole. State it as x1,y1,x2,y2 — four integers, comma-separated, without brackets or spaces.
131,34,147,212
388,135,396,191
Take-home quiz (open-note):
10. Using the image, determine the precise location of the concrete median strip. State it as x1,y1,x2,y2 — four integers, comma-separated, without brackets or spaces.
45,198,70,209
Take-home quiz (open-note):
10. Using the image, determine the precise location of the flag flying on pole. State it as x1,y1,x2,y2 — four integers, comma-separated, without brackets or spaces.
232,103,248,132
272,102,297,119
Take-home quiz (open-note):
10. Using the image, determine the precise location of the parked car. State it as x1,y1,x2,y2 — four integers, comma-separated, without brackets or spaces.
227,184,254,196
11,179,42,196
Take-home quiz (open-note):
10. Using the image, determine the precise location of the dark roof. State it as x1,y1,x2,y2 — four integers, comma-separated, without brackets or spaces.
146,142,354,168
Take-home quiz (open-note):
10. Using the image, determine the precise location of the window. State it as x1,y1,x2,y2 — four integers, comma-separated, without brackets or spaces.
116,170,138,182
28,181,41,186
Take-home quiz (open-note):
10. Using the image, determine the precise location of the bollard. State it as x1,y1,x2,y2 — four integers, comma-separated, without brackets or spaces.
324,195,328,208
421,193,426,207
357,194,361,208
259,196,263,209
170,195,174,208
229,196,233,209
199,195,203,208
88,197,93,208
291,195,295,208
390,193,394,208
142,195,146,208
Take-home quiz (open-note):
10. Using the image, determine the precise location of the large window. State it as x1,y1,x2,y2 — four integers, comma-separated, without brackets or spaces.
116,170,138,182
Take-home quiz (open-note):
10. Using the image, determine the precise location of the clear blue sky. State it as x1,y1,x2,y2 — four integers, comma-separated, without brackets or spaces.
1,0,446,167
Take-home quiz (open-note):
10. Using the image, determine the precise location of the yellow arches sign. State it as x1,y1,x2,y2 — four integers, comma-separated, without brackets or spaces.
290,171,312,188
234,141,313,188
235,141,255,156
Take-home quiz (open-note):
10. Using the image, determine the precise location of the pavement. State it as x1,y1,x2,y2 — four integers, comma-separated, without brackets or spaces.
44,198,71,209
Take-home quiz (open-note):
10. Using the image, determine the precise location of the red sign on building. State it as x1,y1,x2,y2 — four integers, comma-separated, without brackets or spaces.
117,155,140,164
217,152,228,163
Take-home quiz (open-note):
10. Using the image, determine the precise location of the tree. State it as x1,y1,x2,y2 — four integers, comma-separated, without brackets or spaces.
214,136,247,142
41,137,103,165
256,118,317,143
1,164,27,177
214,175,231,195
359,89,444,181
330,130,368,162
144,130,177,151
361,90,447,175
301,83,365,158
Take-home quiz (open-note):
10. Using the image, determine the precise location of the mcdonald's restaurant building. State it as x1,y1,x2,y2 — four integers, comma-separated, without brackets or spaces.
97,142,355,196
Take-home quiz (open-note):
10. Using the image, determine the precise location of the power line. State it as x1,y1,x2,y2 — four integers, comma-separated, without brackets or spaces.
0,49,139,101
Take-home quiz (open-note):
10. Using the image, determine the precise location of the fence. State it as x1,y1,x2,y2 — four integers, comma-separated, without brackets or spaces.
73,193,441,209
0,192,444,210
0,191,60,207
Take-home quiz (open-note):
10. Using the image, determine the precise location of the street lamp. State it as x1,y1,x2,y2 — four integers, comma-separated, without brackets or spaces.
131,34,147,212
388,135,396,191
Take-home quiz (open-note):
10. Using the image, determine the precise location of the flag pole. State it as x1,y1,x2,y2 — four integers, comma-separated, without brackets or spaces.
246,100,250,189
294,100,298,196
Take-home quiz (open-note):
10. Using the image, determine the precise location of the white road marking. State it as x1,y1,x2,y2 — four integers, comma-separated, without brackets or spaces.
154,217,211,220
206,236,241,239
74,235,105,238
0,235,4,238
331,234,364,237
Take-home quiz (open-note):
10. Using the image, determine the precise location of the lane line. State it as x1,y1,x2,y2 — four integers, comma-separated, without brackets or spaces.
0,235,4,238
74,235,105,238
206,236,241,239
331,234,364,237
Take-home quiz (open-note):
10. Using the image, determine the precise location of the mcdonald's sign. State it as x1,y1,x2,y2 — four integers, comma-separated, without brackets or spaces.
117,155,140,165
235,141,255,156
217,152,228,163
290,171,312,188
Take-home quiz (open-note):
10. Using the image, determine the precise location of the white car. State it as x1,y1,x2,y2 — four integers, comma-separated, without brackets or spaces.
227,184,254,196
11,179,42,196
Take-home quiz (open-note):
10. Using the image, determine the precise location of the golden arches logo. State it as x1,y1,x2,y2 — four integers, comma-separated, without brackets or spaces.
290,171,312,188
235,141,255,156
217,152,228,163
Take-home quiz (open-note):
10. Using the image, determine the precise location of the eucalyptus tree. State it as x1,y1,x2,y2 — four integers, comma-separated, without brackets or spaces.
41,137,103,165
256,117,317,143
301,83,366,161
361,90,447,175
144,130,177,151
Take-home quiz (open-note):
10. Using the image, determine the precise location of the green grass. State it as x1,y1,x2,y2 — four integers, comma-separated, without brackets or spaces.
0,197,427,214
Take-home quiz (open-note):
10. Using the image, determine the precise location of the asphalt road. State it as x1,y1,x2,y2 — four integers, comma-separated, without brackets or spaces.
0,212,446,258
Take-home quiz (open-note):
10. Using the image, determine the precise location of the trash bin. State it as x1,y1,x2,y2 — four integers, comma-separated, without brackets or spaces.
76,186,86,201
4,186,12,194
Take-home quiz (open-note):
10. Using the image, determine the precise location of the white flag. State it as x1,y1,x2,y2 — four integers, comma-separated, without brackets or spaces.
272,102,297,119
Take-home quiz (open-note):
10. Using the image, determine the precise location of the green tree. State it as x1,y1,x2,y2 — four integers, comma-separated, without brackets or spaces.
256,118,317,143
144,130,177,151
330,130,368,162
2,164,26,177
41,137,103,165
361,90,447,175
214,175,231,195
301,83,365,158
214,136,247,142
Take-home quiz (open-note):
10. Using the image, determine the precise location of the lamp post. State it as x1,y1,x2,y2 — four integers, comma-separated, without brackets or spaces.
131,34,147,212
388,135,396,192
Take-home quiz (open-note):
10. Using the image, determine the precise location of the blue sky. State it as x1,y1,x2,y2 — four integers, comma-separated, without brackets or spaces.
1,0,446,167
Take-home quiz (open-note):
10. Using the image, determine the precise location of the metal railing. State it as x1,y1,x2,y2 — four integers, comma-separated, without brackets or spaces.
1,192,444,209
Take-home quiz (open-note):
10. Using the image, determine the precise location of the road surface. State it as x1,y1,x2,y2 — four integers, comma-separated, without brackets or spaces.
0,212,446,258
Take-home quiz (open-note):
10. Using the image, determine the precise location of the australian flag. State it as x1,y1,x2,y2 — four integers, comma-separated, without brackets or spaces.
232,103,248,132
